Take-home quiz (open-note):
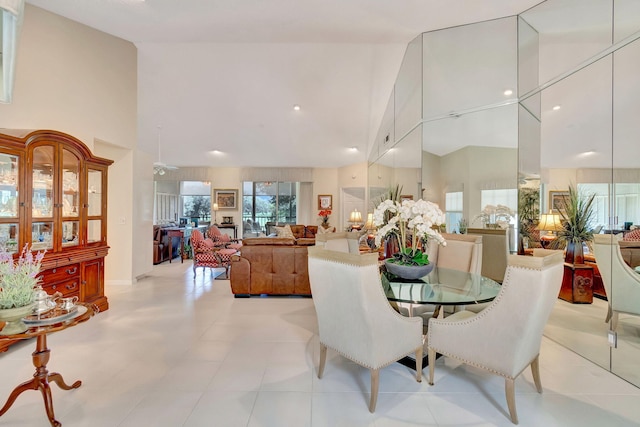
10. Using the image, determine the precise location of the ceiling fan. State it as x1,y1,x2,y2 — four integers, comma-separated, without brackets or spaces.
154,125,178,175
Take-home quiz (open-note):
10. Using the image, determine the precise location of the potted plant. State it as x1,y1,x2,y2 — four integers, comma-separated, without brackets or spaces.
518,187,540,254
373,198,447,279
0,245,45,335
553,184,596,264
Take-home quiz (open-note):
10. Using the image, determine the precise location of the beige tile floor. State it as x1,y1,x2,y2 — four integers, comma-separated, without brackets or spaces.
1,260,640,426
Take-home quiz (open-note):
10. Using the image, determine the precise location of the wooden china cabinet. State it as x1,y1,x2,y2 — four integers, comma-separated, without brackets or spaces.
0,129,112,352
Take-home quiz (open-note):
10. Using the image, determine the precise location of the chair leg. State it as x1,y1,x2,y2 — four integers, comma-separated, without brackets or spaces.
318,343,327,379
611,311,619,331
415,346,423,382
505,378,518,424
369,368,380,413
530,355,542,393
428,348,436,385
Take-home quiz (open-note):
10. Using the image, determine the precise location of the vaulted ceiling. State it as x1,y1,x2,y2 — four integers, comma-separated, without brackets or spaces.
25,0,543,168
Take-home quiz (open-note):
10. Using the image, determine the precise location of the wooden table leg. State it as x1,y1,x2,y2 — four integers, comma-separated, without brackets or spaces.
0,334,81,427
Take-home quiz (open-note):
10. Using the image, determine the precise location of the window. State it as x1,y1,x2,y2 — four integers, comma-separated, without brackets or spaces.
445,191,463,233
242,182,297,235
180,181,211,221
578,183,640,229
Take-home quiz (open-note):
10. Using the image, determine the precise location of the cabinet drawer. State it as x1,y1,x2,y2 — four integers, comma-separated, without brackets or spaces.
38,264,80,283
43,278,80,298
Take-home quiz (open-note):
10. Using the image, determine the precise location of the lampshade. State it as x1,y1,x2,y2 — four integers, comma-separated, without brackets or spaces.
213,203,219,211
538,213,563,232
349,209,362,223
364,213,374,229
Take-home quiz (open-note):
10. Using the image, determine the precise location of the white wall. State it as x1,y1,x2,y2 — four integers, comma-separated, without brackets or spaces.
0,5,138,285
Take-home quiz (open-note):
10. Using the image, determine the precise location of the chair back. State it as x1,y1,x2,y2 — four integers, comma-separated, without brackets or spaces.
307,247,422,368
191,228,205,247
468,227,509,282
314,231,360,253
428,233,482,275
478,251,563,376
593,234,640,315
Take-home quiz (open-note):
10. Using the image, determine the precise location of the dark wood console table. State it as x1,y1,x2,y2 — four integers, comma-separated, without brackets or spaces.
0,303,97,427
216,223,238,239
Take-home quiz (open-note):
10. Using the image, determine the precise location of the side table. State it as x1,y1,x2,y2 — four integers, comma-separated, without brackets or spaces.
0,303,97,427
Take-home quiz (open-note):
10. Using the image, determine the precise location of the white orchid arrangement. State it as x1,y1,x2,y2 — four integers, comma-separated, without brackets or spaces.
373,199,446,266
473,204,514,229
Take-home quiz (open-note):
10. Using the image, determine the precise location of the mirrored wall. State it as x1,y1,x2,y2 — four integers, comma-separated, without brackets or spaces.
368,0,640,387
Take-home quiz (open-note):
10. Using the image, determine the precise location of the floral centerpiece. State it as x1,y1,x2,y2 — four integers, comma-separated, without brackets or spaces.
0,244,45,309
374,198,446,278
318,209,332,228
0,244,45,335
473,204,514,229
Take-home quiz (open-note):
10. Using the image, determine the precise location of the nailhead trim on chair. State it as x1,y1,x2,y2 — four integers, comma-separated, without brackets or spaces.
427,263,548,379
310,249,423,370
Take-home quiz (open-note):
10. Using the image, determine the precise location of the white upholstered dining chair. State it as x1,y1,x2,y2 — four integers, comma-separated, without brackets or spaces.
426,250,564,424
592,234,640,330
408,233,483,319
307,246,423,413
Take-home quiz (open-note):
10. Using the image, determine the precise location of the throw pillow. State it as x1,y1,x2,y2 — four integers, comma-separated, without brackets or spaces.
274,225,295,239
316,226,335,234
624,228,640,241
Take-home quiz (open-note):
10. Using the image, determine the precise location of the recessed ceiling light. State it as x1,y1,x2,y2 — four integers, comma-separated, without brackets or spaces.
552,105,561,111
211,150,222,155
293,104,301,111
350,146,358,152
503,89,513,96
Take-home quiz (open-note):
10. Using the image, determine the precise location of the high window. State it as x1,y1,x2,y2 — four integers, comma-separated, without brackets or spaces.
180,181,211,221
242,182,297,234
445,191,463,233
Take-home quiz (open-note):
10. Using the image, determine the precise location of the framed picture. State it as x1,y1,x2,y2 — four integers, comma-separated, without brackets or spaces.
549,190,570,213
214,189,238,210
400,195,414,202
318,194,332,210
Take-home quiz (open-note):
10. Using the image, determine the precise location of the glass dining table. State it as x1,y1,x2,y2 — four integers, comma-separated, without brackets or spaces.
382,266,502,368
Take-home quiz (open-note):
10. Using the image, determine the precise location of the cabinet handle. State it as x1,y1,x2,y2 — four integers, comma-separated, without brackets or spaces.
66,267,78,275
66,282,77,290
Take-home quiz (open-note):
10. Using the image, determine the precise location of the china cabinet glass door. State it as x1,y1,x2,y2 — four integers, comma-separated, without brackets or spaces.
61,148,80,248
31,146,54,251
0,153,19,253
86,168,103,244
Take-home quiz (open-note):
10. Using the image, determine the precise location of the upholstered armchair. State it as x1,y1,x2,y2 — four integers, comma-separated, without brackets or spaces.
207,225,242,250
314,231,361,253
408,233,483,318
307,247,423,412
592,234,640,330
191,229,238,278
426,250,564,424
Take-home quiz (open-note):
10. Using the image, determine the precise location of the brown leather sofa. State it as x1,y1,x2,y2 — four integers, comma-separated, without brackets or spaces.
230,237,315,297
230,231,361,297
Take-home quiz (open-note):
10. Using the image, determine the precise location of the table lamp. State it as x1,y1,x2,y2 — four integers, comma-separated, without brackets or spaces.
538,212,563,248
213,203,219,225
349,209,363,230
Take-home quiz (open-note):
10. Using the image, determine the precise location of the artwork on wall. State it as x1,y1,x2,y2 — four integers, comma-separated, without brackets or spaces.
318,194,332,210
214,189,238,210
549,190,570,214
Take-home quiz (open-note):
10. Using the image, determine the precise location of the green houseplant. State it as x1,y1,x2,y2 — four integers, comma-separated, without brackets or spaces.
0,245,45,335
552,185,596,264
518,187,541,254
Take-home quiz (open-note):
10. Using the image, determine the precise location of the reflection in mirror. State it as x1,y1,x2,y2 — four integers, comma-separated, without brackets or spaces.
611,36,640,387
520,0,640,389
0,0,24,103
